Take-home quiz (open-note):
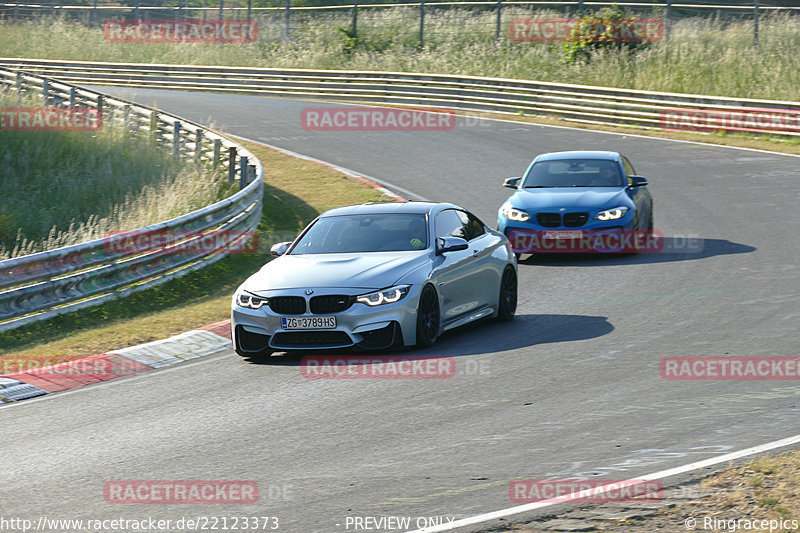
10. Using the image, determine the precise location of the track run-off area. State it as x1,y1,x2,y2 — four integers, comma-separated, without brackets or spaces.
1,87,799,533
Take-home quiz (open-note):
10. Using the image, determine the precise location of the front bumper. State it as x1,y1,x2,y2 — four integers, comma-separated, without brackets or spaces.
231,287,420,353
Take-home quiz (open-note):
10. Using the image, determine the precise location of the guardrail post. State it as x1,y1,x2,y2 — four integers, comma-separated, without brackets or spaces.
69,86,76,107
15,71,23,96
195,130,204,163
239,155,249,189
42,79,50,106
214,139,222,166
123,104,132,130
134,0,139,20
96,94,103,122
665,0,671,41
247,0,252,22
149,111,158,142
219,0,224,20
13,1,19,20
228,146,237,183
577,0,583,17
495,0,501,41
172,121,182,158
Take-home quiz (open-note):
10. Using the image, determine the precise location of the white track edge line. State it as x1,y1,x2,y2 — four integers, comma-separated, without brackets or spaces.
404,433,800,532
226,133,430,201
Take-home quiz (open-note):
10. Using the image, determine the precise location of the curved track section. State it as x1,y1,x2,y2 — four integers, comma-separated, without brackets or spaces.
1,88,798,532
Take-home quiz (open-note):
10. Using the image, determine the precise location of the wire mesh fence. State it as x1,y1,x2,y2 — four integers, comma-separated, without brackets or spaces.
2,1,798,47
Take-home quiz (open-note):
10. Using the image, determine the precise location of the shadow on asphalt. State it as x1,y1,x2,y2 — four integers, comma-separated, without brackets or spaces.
242,313,613,365
518,237,754,266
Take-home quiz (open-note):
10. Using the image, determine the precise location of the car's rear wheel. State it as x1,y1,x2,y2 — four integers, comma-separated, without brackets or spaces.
497,266,517,321
416,285,440,348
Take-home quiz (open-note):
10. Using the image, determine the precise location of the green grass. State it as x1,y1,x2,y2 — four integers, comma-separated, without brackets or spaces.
0,90,232,259
0,139,394,358
2,10,800,100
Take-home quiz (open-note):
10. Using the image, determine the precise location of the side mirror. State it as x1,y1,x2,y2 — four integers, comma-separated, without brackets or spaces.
437,236,469,255
628,176,648,187
503,177,521,189
270,241,292,257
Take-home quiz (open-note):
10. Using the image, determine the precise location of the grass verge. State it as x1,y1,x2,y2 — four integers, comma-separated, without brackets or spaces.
0,138,394,360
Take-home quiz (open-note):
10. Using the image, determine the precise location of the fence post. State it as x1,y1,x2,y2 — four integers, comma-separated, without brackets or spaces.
495,0,501,41
419,0,425,48
195,129,204,163
214,138,222,166
239,155,249,189
352,0,358,39
173,121,181,158
228,146,237,183
753,0,759,47
284,0,290,41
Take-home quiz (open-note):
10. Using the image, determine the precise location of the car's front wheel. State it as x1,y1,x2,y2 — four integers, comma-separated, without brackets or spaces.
416,284,440,348
497,266,517,321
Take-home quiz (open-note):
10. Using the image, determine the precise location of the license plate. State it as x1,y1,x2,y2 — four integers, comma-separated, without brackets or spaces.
543,230,583,239
281,316,336,330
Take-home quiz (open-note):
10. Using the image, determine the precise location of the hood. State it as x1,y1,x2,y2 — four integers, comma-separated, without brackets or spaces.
241,251,430,293
508,187,630,211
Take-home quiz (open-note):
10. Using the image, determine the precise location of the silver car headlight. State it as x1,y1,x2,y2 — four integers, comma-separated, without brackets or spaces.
236,291,268,309
356,285,411,306
500,205,531,222
594,206,629,221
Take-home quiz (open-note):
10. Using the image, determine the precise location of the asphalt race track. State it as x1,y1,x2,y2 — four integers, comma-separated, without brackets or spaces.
1,88,799,533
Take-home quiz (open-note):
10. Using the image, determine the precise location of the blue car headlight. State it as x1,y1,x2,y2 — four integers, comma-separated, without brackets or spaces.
236,291,268,309
357,285,410,306
594,206,629,221
500,205,531,222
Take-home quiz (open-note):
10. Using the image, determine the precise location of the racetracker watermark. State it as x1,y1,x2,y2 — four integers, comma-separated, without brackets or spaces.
0,107,102,131
301,107,456,131
661,357,800,380
104,481,259,504
509,479,664,503
103,229,258,255
661,107,800,134
509,18,663,42
1,355,145,379
103,19,258,43
301,356,457,379
507,228,703,254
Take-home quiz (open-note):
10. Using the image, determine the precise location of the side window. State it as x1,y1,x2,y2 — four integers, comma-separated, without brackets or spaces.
622,157,636,183
435,209,467,240
457,210,486,241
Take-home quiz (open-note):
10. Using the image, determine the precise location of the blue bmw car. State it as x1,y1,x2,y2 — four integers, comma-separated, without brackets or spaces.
497,151,654,254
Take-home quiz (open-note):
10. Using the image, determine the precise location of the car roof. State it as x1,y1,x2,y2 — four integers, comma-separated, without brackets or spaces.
535,151,622,162
320,201,457,217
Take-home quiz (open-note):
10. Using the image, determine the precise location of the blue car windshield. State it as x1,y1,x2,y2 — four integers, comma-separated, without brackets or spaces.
290,213,429,254
523,159,624,187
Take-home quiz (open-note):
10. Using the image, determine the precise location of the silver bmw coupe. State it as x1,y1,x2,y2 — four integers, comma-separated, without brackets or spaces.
231,201,517,357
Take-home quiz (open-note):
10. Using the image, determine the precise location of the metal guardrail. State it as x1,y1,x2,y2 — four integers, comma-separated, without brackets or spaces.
0,57,798,137
0,66,263,332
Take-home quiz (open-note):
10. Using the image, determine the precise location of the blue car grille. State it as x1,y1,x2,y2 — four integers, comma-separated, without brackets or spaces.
536,213,561,227
564,212,589,227
535,212,589,228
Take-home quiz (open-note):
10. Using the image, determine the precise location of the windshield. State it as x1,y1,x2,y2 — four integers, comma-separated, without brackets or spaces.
290,213,429,254
523,159,624,188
